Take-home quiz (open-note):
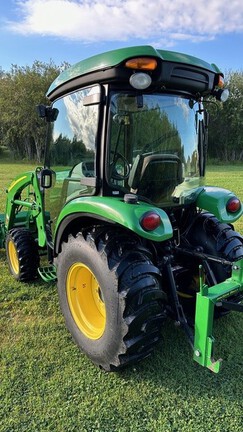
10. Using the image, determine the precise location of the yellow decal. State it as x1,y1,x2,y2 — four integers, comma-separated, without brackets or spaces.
8,176,27,192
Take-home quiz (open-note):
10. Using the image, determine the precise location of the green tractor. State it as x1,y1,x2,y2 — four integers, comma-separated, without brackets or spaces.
1,46,243,372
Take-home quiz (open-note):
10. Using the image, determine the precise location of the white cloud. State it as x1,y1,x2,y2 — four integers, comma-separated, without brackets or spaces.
6,0,243,46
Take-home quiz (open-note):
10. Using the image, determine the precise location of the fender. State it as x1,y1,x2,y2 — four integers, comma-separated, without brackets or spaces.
196,186,243,223
54,196,173,254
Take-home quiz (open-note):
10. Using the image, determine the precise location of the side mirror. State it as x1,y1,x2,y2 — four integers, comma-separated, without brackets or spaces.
36,105,59,122
40,168,55,189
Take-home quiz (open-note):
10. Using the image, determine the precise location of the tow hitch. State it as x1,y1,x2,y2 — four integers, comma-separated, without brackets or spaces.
193,259,243,372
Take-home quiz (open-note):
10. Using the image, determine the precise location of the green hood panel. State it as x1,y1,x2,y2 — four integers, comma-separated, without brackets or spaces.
196,186,243,223
55,196,173,242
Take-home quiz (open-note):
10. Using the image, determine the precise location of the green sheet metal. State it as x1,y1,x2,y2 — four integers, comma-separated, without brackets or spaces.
193,260,243,372
47,45,221,96
196,186,243,223
55,196,173,243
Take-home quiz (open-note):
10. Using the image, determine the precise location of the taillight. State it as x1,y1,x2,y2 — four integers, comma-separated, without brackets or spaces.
140,211,161,231
226,197,241,213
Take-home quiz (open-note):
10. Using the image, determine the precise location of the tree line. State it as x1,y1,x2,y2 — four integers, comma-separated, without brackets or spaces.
0,61,67,162
0,61,242,163
207,71,243,162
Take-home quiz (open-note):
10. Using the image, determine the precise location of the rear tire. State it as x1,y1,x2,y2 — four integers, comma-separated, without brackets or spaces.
181,212,243,316
186,212,243,281
56,228,166,371
6,228,40,281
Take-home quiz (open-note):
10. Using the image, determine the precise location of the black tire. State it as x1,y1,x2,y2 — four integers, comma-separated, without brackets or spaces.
180,212,243,316
6,228,40,281
186,212,243,281
56,227,166,371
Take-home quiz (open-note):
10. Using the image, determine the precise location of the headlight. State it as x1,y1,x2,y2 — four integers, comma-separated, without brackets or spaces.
129,72,152,90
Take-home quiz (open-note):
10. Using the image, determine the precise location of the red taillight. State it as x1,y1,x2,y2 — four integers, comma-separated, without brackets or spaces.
226,197,241,213
140,211,161,231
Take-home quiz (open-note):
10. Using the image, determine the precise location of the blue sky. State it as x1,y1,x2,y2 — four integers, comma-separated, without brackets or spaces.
0,0,243,74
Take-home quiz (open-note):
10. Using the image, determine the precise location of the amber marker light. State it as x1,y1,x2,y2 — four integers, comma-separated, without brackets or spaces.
217,74,225,88
140,211,161,231
125,57,157,71
226,197,241,213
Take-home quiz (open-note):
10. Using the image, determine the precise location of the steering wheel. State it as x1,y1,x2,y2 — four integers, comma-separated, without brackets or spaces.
110,151,130,181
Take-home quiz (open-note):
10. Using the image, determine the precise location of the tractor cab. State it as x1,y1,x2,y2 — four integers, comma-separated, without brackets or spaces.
43,46,227,227
46,90,205,216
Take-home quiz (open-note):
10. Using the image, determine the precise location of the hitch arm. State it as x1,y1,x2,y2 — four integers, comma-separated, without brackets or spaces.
193,260,243,373
216,299,243,313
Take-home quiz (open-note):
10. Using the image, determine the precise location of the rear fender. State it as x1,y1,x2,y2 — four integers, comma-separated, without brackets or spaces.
54,196,173,254
196,186,243,223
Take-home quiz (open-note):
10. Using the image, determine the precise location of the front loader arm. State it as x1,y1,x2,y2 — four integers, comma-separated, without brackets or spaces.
5,168,47,247
193,259,243,372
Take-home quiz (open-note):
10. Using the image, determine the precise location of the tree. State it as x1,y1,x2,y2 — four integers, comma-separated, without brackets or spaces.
207,71,243,162
0,61,68,162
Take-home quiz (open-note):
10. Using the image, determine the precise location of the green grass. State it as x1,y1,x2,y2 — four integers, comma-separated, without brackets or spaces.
0,163,243,432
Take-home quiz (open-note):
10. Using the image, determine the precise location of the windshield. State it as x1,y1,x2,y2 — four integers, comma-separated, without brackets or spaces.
108,92,204,206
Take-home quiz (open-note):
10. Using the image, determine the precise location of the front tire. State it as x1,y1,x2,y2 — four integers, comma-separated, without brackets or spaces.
56,228,166,371
6,228,40,281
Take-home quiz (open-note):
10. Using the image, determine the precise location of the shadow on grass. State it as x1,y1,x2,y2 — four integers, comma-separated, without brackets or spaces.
118,314,243,403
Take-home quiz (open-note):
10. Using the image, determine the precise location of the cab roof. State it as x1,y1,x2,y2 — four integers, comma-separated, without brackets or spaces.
47,45,221,101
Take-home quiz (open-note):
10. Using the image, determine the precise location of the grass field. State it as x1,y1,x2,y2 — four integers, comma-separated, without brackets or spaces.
0,162,243,432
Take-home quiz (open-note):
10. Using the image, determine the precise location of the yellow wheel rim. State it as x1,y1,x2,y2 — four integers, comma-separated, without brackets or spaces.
67,263,106,340
8,240,20,275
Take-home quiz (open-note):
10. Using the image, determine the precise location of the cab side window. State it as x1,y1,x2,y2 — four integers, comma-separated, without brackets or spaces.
46,86,100,222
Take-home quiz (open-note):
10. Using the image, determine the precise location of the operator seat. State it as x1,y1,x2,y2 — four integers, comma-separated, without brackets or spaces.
128,153,183,204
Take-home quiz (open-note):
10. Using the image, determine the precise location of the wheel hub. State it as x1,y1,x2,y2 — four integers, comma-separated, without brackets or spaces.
67,263,106,340
8,240,20,275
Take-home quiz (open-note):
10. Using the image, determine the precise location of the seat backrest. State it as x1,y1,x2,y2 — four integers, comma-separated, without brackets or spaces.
128,154,182,203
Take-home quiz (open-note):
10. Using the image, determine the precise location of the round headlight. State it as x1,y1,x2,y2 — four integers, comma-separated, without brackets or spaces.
214,88,230,102
220,89,230,102
129,72,152,90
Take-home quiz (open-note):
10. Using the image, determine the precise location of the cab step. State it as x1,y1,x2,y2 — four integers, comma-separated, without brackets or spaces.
38,265,57,282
